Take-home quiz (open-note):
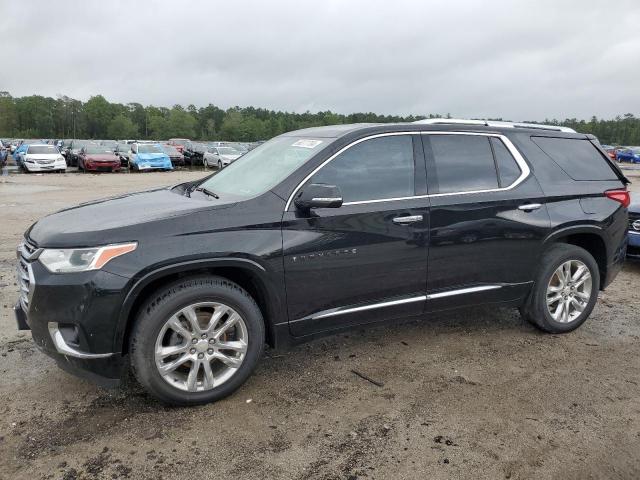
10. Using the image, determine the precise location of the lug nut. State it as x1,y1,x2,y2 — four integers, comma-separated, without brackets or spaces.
207,349,214,354
201,333,207,339
198,353,204,359
190,348,196,354
192,338,198,344
208,338,215,344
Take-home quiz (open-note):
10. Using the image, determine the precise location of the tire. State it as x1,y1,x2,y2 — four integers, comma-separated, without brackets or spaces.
520,244,600,333
218,160,222,169
129,275,265,406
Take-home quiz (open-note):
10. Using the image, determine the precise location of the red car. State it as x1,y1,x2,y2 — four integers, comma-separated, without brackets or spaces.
167,138,190,154
604,147,617,161
78,145,122,172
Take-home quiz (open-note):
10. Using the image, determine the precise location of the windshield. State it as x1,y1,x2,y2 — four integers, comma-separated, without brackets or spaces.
138,144,162,154
162,145,180,155
218,147,240,156
27,145,58,154
198,136,327,201
85,146,113,154
117,143,130,151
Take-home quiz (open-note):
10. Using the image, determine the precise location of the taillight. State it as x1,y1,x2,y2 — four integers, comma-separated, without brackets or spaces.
605,189,630,208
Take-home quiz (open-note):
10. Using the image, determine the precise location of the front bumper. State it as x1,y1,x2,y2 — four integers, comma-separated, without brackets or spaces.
15,250,130,385
24,161,66,172
84,160,121,172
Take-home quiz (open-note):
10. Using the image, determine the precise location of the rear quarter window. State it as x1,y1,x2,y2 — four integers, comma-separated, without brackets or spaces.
531,137,617,181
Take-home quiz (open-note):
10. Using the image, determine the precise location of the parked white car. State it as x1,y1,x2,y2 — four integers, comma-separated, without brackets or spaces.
203,146,242,169
22,144,67,173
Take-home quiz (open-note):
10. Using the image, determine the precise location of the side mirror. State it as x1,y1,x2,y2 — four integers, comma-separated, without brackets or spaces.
294,183,343,211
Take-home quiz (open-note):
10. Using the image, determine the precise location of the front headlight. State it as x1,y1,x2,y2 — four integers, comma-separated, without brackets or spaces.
39,242,137,273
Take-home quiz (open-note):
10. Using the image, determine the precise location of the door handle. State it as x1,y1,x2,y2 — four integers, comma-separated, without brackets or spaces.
518,203,542,211
392,215,423,224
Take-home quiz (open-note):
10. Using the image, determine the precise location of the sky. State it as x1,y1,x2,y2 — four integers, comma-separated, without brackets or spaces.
1,0,639,121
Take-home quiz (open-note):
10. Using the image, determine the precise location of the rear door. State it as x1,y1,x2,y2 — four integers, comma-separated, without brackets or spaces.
422,132,551,310
282,133,430,336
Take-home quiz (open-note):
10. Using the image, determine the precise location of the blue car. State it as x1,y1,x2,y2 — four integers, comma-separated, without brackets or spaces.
617,147,640,163
129,143,173,171
12,143,30,166
629,194,640,259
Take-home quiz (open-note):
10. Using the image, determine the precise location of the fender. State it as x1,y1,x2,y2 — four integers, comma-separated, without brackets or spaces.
542,223,608,246
112,257,286,352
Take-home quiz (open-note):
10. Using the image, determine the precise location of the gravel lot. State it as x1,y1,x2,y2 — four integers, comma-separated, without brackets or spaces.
1,168,639,480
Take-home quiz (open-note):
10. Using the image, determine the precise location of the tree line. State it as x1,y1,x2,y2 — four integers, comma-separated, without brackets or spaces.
0,92,638,145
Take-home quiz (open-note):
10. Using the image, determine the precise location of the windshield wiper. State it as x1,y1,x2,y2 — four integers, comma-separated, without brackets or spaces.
196,187,220,199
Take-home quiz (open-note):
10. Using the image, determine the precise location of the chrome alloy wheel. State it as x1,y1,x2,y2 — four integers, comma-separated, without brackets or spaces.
154,302,248,392
546,260,592,323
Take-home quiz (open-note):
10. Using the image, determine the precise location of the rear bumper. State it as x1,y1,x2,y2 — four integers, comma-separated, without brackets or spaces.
628,231,640,258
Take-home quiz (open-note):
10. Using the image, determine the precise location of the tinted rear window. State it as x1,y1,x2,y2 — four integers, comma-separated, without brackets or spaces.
428,135,498,193
531,137,617,181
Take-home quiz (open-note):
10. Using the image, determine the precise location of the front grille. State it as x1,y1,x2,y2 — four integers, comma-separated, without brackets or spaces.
36,159,54,165
17,256,30,308
629,212,640,231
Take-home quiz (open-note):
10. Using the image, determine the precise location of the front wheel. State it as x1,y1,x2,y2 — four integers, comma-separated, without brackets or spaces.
520,244,599,333
130,276,265,406
217,160,222,169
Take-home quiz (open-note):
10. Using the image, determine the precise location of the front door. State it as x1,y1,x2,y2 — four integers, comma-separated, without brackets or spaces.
282,134,430,336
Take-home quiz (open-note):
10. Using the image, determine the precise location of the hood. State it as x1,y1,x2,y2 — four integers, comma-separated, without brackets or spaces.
27,187,236,247
221,154,241,161
86,154,118,161
137,152,168,162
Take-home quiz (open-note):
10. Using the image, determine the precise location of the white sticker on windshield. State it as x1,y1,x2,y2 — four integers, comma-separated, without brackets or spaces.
292,139,322,149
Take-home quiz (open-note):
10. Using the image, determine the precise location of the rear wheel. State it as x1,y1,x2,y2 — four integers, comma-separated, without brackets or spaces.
130,276,265,406
520,244,599,333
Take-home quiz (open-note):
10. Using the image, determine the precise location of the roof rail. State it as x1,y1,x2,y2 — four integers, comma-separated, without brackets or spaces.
412,118,576,133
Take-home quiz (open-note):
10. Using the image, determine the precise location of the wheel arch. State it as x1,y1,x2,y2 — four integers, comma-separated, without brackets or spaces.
543,225,608,289
115,258,285,354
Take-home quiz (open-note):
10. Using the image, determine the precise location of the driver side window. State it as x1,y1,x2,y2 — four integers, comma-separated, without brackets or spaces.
308,135,415,203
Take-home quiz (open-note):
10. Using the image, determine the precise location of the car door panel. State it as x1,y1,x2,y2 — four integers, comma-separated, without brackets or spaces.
422,133,551,311
282,133,430,336
282,200,429,335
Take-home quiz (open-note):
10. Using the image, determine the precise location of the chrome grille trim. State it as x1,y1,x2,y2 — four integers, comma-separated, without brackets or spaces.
16,240,40,311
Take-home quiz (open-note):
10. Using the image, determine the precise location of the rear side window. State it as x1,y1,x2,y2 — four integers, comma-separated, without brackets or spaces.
309,135,414,203
490,137,521,187
428,135,498,193
531,137,617,181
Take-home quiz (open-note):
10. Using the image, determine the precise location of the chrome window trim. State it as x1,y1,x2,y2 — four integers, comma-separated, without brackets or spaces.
284,131,530,211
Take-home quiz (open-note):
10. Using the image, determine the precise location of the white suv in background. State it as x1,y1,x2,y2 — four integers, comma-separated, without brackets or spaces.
22,144,67,173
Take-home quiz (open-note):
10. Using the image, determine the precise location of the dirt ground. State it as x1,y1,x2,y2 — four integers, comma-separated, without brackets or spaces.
1,167,639,480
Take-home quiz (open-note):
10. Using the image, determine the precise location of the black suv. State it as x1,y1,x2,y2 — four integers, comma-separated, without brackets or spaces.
15,120,630,405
